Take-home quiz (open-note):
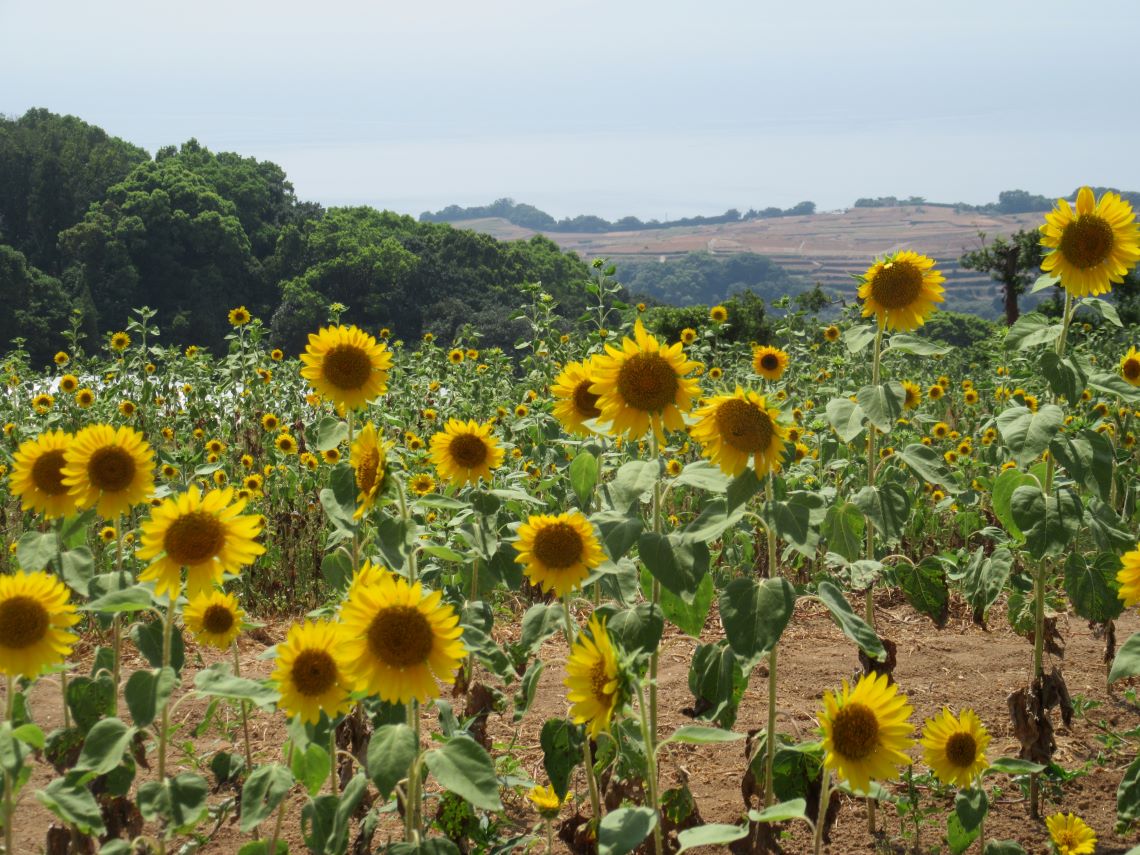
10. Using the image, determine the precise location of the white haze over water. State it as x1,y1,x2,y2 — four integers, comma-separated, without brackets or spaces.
4,0,1139,220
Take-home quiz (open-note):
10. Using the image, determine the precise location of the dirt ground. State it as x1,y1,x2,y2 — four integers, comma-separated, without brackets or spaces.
7,589,1140,854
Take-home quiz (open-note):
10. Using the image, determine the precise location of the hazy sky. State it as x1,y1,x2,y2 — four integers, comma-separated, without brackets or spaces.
4,0,1139,219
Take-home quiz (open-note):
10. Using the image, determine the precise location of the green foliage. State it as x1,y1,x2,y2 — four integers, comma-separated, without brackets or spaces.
647,290,772,344
618,251,804,307
916,310,998,348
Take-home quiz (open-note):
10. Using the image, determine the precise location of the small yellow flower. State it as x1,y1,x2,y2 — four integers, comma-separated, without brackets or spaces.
709,305,728,323
1044,812,1096,855
527,784,565,819
53,351,69,366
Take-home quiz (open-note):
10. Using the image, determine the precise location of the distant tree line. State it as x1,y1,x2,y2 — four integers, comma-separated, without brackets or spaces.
419,198,817,233
855,188,1140,215
614,251,808,307
0,110,601,364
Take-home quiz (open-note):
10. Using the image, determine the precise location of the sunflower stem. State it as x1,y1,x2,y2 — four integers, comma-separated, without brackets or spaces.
265,740,293,855
405,700,423,842
763,473,779,806
112,513,124,718
864,325,883,628
329,720,338,796
3,674,12,855
231,643,258,838
812,769,831,855
647,430,662,777
155,594,177,855
347,410,358,574
53,519,70,730
635,683,664,855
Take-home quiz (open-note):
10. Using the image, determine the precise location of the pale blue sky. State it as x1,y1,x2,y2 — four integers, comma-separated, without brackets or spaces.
3,0,1138,219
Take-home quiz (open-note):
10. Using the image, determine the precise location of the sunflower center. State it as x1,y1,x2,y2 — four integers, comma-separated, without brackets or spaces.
31,450,69,496
831,702,879,761
589,658,612,702
356,447,381,494
870,261,924,309
714,399,774,453
163,511,226,566
321,344,373,391
531,522,584,569
944,731,978,769
448,434,488,469
0,596,49,649
367,605,434,668
573,381,602,419
291,649,338,696
616,353,679,412
760,353,780,372
87,446,137,492
202,604,236,635
1124,358,1140,381
1060,214,1114,269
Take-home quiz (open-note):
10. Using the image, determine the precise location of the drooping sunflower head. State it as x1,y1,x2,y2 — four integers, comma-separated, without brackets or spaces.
62,424,155,518
0,570,79,678
857,251,945,331
920,707,990,787
751,345,789,381
1044,812,1097,855
183,589,245,650
350,422,393,518
272,619,354,724
1041,187,1140,298
429,419,504,488
690,387,789,478
564,614,622,739
551,359,604,437
589,320,701,441
339,573,466,704
818,671,914,795
1117,545,1140,609
137,486,265,598
9,430,76,519
300,325,393,410
514,511,606,599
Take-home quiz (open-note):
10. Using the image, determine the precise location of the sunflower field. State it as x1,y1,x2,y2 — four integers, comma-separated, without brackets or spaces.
0,189,1139,855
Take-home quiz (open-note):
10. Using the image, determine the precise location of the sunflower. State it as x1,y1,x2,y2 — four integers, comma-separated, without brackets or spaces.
932,422,949,439
110,331,131,351
75,388,94,408
410,473,436,496
9,430,76,519
448,348,464,365
53,351,69,366
896,381,921,410
322,448,340,465
928,384,945,401
32,393,54,413
752,345,789,381
858,251,945,331
275,434,297,455
1045,813,1097,855
818,672,913,794
1118,346,1140,387
62,424,155,518
183,589,245,650
429,419,504,488
339,574,466,704
823,325,841,342
708,367,723,381
564,614,621,739
514,512,606,599
527,784,565,819
301,325,393,410
58,374,78,394
964,389,979,405
680,328,697,346
0,570,79,678
589,320,700,441
690,388,788,478
228,306,252,326
351,422,392,518
118,400,136,418
243,474,263,492
1117,546,1140,608
709,305,728,323
272,620,354,724
1041,187,1140,298
665,458,682,476
551,359,604,437
99,526,117,543
921,707,990,787
137,486,265,598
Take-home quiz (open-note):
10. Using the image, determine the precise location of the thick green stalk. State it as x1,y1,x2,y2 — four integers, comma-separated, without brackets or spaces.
864,325,884,626
156,595,177,855
231,644,258,839
635,684,664,855
812,770,831,855
762,475,779,806
111,514,124,717
265,741,293,855
647,431,662,755
4,674,12,855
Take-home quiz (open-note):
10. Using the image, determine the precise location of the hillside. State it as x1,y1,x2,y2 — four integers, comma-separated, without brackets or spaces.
433,205,1048,316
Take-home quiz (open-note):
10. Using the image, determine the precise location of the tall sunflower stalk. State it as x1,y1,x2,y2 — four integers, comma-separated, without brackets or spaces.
559,598,604,829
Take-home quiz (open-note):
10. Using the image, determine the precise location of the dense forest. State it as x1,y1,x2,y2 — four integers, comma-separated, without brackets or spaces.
419,198,817,232
0,110,602,363
613,252,807,307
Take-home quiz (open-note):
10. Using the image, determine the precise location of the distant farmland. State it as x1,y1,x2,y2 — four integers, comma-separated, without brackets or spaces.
440,205,1045,316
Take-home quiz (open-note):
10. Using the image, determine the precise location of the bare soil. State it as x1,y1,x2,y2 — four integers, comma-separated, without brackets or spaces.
7,589,1140,854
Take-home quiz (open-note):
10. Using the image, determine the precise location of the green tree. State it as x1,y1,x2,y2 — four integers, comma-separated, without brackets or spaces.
0,244,73,364
959,230,1042,326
